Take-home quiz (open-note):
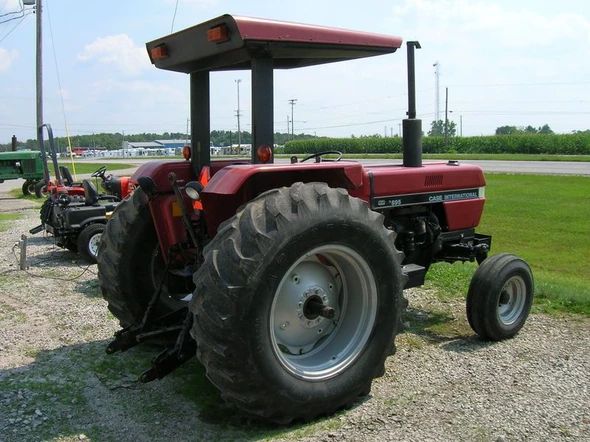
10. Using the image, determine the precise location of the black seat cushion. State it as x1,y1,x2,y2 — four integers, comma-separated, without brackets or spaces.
59,166,74,186
82,179,99,205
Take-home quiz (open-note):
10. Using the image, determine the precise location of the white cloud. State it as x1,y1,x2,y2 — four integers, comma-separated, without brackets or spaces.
163,0,218,6
0,48,18,72
77,34,150,75
392,0,590,49
0,0,22,11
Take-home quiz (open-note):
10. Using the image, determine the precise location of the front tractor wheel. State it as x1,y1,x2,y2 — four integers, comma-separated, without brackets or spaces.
191,182,404,423
22,180,36,196
466,253,534,341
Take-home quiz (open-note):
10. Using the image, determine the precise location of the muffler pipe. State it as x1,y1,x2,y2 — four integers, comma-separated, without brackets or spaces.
403,41,423,168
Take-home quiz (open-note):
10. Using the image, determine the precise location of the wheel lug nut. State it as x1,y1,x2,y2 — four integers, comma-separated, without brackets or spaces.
280,321,289,330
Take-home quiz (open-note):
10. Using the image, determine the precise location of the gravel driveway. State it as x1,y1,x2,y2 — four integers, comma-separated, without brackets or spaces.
0,194,588,441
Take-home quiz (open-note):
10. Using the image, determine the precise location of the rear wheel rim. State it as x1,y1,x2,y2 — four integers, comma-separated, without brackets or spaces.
270,244,377,381
497,275,527,326
88,233,102,258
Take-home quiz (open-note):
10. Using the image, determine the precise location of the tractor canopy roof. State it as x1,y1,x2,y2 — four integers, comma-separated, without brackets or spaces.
146,14,403,73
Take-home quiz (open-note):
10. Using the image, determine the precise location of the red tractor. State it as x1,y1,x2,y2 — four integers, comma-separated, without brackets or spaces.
98,15,534,424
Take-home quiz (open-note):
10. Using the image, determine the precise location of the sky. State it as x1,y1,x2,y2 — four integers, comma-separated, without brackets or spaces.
0,0,589,144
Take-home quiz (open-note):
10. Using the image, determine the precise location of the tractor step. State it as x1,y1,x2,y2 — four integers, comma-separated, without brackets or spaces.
139,339,196,383
29,224,44,235
106,308,188,354
402,264,426,289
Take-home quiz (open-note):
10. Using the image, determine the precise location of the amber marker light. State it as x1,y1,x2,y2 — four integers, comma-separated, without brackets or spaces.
150,44,168,61
257,145,273,163
207,24,230,43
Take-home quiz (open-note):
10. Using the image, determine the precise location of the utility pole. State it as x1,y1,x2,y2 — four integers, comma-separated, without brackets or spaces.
35,0,43,152
444,87,449,145
460,114,463,137
398,123,402,137
384,126,387,137
235,79,242,152
288,99,297,139
433,61,440,123
287,115,290,136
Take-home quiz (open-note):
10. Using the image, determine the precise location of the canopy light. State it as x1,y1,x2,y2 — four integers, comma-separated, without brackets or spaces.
207,25,229,43
150,44,168,61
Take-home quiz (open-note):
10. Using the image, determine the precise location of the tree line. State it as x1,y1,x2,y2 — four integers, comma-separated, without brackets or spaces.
1,130,317,152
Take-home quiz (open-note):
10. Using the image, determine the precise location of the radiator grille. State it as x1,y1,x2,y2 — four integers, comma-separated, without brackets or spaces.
425,175,444,186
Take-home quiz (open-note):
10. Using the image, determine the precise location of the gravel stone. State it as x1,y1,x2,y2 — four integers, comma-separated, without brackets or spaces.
0,194,588,441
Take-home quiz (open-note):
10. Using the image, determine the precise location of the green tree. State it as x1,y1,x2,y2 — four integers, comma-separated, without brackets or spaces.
495,125,519,135
538,124,554,134
428,120,456,137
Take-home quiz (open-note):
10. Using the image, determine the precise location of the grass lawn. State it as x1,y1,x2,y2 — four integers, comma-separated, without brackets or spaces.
276,153,590,162
0,213,21,232
427,173,590,315
105,153,590,162
49,161,133,175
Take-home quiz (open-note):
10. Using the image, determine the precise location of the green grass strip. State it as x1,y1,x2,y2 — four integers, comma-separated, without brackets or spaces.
426,173,590,315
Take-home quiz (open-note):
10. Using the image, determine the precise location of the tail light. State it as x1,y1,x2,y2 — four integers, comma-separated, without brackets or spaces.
256,145,273,163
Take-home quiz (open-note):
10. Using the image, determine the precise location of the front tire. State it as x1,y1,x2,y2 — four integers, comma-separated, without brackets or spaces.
466,253,534,341
190,182,404,423
34,180,48,198
22,180,35,196
77,223,105,263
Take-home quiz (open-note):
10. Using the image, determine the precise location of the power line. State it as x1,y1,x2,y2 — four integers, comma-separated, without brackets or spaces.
170,0,179,33
300,114,435,131
0,0,23,18
0,9,32,25
0,12,29,43
448,80,590,88
45,0,78,177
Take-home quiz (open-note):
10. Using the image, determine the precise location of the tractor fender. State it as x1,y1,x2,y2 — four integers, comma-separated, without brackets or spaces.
79,217,107,230
201,162,364,236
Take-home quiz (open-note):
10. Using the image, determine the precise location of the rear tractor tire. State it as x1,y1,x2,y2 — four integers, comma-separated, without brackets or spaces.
190,182,405,423
97,188,192,328
77,223,105,263
466,253,534,341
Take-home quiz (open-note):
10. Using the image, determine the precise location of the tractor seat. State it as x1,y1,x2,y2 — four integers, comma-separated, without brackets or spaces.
83,179,100,205
59,166,79,187
82,180,119,206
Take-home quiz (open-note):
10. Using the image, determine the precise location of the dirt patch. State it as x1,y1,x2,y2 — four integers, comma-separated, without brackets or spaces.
0,206,589,441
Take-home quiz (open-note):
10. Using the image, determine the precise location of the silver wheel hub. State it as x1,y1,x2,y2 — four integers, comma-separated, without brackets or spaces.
497,275,526,326
88,233,101,258
270,245,377,381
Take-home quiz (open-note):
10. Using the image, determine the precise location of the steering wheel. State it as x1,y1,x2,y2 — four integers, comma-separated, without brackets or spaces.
91,165,107,179
300,150,343,163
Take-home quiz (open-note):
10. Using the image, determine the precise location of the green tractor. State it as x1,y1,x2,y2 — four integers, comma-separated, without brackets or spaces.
0,150,45,197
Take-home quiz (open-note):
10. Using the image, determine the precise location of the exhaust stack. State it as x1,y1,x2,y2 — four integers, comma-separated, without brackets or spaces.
403,41,422,168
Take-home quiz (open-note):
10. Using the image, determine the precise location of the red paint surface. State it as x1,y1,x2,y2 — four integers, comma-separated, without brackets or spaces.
233,16,402,49
365,162,486,196
443,199,486,230
137,160,486,253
